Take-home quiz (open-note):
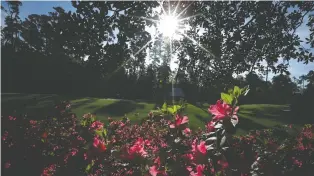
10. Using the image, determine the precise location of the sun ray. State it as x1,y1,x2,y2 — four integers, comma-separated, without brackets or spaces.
158,1,168,15
168,0,171,15
137,16,159,23
105,33,161,80
175,2,193,19
178,13,202,22
106,1,208,84
172,0,181,16
177,40,183,52
178,31,217,59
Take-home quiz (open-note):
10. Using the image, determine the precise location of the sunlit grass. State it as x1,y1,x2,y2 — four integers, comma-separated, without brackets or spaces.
2,93,297,135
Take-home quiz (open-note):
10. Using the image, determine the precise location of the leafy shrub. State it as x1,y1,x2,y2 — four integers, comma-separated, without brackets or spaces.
2,86,314,176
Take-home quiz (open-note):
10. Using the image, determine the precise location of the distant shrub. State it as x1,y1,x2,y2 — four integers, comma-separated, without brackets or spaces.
2,86,314,176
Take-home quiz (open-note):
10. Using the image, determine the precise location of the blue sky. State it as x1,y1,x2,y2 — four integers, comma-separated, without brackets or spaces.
1,1,313,80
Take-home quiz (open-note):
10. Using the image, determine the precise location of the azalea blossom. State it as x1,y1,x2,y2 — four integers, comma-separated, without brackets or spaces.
8,116,16,121
71,148,78,156
42,132,48,138
190,164,205,176
191,139,207,155
90,120,104,131
218,160,229,169
84,153,88,160
41,164,56,176
154,157,161,166
169,114,189,128
29,120,37,125
2,131,9,141
4,161,11,169
149,165,166,176
183,128,192,136
197,141,207,155
206,121,215,132
208,100,239,121
292,157,303,168
128,138,147,158
93,136,106,152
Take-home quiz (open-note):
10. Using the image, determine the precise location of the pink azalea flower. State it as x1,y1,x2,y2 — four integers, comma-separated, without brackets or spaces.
2,131,9,141
145,139,151,146
93,136,100,148
71,148,78,156
209,100,239,121
149,165,166,176
191,139,197,153
206,121,215,132
208,100,231,120
190,165,205,176
184,154,194,161
90,120,104,131
93,136,106,152
149,165,159,176
218,160,229,169
41,164,56,176
77,135,85,142
4,161,11,169
42,132,48,139
169,114,189,128
197,141,207,155
53,145,60,151
128,138,147,158
183,128,192,136
154,157,161,166
29,120,37,125
292,157,303,167
8,116,16,121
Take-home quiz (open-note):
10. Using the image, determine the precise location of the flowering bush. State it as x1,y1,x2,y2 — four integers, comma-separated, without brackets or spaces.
2,86,314,176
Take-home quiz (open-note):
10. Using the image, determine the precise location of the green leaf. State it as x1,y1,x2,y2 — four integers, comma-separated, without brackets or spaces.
162,103,167,111
85,164,92,173
81,120,87,127
95,130,103,137
233,86,241,98
215,171,223,176
228,88,233,94
221,93,233,104
85,160,95,173
173,105,177,113
103,129,107,137
167,107,174,114
173,105,181,113
41,139,45,143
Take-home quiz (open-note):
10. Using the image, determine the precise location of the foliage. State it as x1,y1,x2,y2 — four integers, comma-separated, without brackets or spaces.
1,1,314,103
2,86,314,176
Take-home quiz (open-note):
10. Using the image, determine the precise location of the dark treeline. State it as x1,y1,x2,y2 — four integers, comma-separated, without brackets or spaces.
1,1,314,105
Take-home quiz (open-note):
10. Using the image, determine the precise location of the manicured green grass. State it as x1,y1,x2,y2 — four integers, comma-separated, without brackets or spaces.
192,103,297,135
1,93,301,135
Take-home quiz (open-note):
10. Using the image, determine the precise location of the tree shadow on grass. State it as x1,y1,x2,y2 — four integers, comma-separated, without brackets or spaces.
238,110,303,125
237,117,267,132
71,98,97,109
1,94,63,120
94,100,145,118
192,103,209,114
195,114,210,124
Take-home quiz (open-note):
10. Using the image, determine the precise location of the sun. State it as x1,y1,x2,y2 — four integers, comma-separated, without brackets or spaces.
158,14,179,38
